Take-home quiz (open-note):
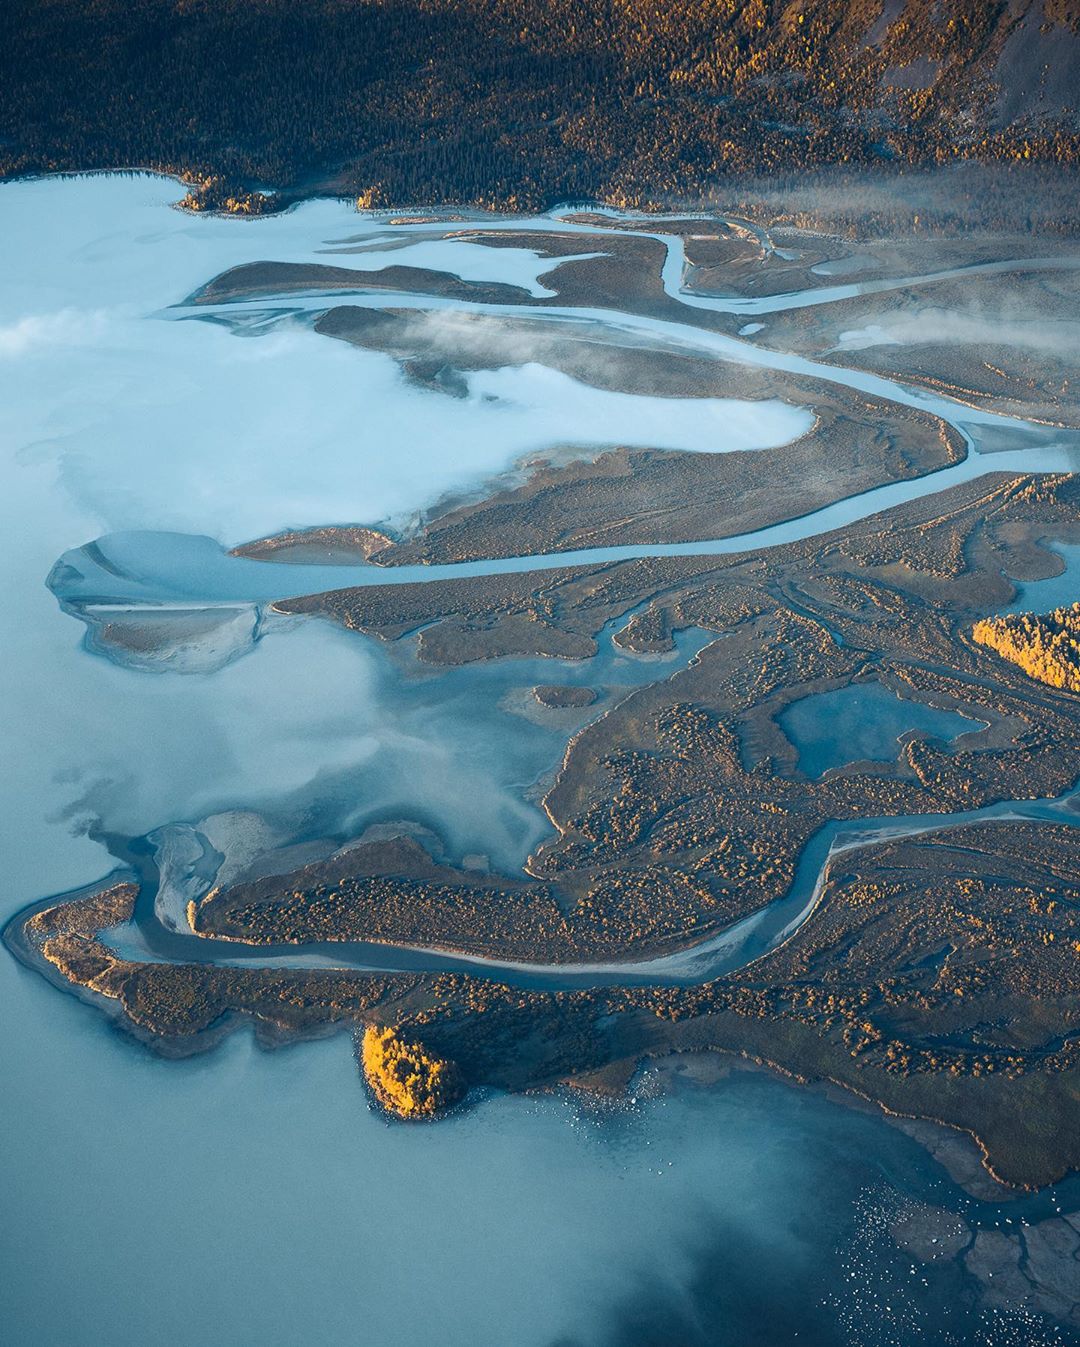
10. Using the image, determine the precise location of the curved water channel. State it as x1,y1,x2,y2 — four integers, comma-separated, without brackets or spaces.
12,175,1080,1347
106,205,1076,599
51,787,1074,993
31,203,1080,994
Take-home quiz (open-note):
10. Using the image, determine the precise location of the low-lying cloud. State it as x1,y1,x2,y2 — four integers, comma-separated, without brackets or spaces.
837,309,1080,356
0,308,111,357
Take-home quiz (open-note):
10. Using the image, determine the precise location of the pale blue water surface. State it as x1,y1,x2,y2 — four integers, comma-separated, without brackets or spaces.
2,173,1078,1347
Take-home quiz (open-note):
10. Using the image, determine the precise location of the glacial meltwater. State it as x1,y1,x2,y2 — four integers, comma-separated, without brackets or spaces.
3,173,1079,1347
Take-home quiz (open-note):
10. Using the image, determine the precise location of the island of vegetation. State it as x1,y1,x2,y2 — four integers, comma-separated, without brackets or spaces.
532,684,597,708
360,1025,464,1119
973,602,1080,692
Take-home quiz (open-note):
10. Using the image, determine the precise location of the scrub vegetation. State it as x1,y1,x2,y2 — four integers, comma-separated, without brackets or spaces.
973,603,1080,693
13,472,1080,1192
360,1025,464,1119
2,0,1079,210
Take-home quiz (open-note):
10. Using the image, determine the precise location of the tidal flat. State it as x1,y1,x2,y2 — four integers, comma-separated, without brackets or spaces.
4,171,1080,1346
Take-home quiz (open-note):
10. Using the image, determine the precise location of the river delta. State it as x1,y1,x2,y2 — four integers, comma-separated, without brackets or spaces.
3,172,1080,1346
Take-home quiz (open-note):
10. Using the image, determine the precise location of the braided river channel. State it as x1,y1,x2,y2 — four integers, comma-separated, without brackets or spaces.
3,173,1079,1347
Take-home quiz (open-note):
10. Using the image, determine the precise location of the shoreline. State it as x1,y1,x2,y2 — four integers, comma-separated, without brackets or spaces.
10,808,1080,1191
0,885,1029,1196
2,891,1062,1202
7,162,1080,240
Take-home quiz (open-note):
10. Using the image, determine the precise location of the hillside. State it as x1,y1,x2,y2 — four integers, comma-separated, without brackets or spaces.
1,0,1078,209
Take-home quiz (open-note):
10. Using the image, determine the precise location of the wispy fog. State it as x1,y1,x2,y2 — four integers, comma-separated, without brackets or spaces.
0,185,811,548
0,308,111,357
837,309,1080,355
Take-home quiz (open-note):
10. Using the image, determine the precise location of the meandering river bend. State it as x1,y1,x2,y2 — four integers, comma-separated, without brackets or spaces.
4,173,1079,1347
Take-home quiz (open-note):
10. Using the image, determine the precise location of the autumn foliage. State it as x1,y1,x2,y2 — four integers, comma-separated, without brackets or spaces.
361,1025,464,1119
973,603,1080,694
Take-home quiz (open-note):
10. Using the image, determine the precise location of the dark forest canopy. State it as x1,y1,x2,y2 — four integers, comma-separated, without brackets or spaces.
1,0,1079,210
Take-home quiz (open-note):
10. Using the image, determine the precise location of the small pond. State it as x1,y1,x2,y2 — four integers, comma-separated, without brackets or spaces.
779,681,983,778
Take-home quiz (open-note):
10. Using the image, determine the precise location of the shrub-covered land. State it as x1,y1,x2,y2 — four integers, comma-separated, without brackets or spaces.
1,0,1079,211
17,821,1080,1185
360,1025,464,1119
11,473,1080,1188
973,603,1080,693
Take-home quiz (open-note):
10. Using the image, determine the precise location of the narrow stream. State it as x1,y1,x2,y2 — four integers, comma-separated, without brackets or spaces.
49,433,1080,616
21,788,1072,992
25,197,1080,995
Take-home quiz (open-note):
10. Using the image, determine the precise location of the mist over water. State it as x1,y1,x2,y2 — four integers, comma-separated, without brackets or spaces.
2,174,1078,1347
0,177,812,549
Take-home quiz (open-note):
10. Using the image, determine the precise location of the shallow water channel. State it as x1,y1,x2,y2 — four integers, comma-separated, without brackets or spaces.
3,173,1079,1347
